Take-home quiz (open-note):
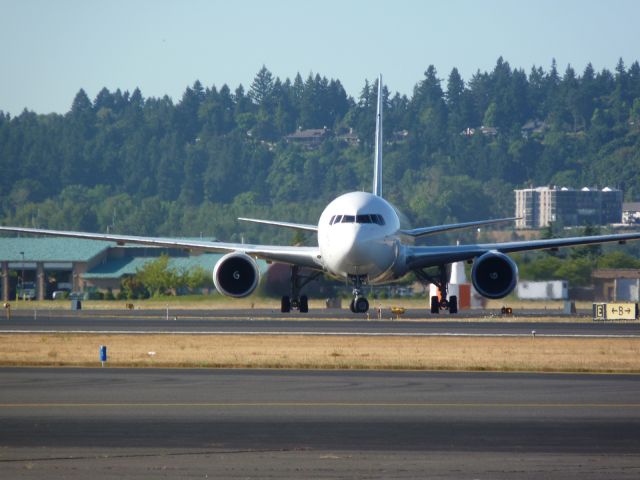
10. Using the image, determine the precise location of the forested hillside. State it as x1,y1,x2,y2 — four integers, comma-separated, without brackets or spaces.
2,58,640,245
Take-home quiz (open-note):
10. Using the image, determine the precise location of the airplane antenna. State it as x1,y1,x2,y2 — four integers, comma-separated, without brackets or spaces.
373,74,383,197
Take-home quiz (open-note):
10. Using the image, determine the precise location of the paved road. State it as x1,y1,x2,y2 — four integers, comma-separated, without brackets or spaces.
2,308,639,336
1,368,639,478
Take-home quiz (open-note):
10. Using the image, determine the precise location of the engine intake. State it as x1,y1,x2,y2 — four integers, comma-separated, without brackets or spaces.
213,252,260,298
471,251,518,299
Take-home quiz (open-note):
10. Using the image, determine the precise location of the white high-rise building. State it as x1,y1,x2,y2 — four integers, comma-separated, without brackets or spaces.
514,186,622,229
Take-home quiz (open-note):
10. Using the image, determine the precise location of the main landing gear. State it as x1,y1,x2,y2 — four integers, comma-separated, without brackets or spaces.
281,266,322,313
349,275,369,313
415,265,458,314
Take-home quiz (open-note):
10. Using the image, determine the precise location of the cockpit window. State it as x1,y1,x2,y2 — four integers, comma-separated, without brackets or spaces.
372,214,386,225
332,214,386,225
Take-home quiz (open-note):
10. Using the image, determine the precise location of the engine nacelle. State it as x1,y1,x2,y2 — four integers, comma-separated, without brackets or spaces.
471,251,518,299
213,252,260,298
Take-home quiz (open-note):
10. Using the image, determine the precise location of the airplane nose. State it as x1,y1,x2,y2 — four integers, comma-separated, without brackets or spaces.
340,226,371,265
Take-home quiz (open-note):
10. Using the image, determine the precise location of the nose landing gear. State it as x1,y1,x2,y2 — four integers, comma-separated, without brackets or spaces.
350,296,369,313
348,275,370,313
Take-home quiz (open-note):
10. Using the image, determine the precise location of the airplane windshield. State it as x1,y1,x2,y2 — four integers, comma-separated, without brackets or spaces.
371,214,385,225
330,214,385,225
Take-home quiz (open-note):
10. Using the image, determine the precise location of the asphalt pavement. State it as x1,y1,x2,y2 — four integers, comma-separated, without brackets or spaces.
1,307,639,336
1,368,639,478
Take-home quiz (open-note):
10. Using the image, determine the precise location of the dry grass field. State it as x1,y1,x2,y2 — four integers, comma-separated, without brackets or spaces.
1,333,639,373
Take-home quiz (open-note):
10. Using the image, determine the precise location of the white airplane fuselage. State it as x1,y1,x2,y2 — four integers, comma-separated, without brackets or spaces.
318,191,404,283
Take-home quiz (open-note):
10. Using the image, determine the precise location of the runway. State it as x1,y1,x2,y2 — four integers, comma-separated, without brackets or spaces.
2,307,640,336
1,368,640,478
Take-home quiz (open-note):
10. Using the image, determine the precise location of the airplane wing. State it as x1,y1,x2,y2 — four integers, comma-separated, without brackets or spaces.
400,217,518,238
0,226,322,270
405,231,640,270
238,218,318,232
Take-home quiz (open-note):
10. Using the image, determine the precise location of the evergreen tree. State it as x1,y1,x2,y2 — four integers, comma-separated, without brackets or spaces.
248,65,275,106
2,57,640,256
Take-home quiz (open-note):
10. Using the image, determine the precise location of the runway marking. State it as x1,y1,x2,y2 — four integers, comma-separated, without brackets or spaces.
1,329,640,338
0,448,296,463
2,402,640,408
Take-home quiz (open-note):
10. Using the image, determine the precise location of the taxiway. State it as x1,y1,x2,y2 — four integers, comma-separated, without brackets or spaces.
1,368,639,478
1,307,638,336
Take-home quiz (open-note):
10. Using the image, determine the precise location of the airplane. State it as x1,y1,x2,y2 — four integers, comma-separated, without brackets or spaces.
2,75,640,314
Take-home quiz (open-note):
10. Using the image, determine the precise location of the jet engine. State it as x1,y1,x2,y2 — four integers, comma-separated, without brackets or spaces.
471,251,518,299
213,252,260,298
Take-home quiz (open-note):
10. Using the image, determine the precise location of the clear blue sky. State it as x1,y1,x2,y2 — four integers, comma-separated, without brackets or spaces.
2,0,639,116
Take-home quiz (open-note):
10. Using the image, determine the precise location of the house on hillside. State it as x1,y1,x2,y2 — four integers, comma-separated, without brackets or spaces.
285,127,330,149
335,128,360,146
521,119,547,138
460,126,498,137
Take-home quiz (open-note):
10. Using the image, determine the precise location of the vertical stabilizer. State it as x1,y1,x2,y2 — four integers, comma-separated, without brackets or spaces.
372,74,383,197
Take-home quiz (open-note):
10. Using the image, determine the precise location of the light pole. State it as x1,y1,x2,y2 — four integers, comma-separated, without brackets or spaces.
19,251,24,301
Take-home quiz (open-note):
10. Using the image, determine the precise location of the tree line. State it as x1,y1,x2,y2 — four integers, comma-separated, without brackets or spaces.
2,58,640,251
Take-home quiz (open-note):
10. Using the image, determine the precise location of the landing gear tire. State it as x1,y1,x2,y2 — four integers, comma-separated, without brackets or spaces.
430,296,439,314
417,266,454,316
283,266,321,314
355,297,369,313
449,295,458,314
283,295,309,313
281,296,291,313
299,295,309,313
350,297,369,313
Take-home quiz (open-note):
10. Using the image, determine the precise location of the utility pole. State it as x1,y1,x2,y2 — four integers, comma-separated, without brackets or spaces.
19,251,24,301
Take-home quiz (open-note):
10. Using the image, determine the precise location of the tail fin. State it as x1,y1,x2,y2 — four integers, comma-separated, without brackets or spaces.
372,74,383,197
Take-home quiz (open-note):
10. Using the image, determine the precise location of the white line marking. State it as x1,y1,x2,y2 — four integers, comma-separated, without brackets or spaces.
0,330,639,338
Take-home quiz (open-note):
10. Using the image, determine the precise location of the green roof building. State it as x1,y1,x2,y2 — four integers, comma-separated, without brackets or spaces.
0,237,265,300
0,238,112,301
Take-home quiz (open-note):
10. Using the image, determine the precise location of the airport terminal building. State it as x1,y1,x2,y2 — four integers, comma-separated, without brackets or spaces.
0,237,240,301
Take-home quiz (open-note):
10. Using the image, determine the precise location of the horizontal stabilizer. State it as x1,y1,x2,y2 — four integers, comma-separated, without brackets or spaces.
238,218,318,232
400,217,518,238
